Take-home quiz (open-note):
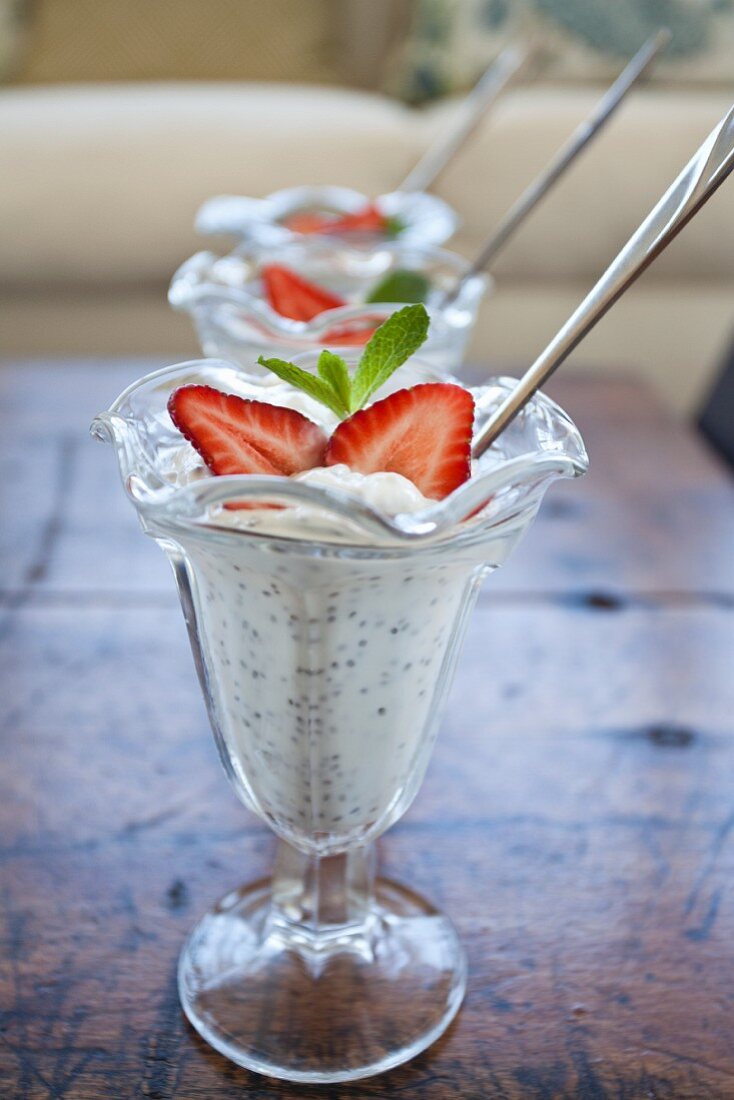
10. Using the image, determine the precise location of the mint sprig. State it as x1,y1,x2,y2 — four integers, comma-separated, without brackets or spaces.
366,269,430,305
384,215,406,238
253,355,347,418
316,350,352,414
257,303,429,419
349,303,429,410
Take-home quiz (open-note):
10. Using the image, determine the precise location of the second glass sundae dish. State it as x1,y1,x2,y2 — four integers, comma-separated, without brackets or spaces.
92,307,587,1083
169,239,487,378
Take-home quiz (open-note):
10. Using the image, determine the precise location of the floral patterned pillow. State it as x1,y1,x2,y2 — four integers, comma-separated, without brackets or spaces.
388,0,734,102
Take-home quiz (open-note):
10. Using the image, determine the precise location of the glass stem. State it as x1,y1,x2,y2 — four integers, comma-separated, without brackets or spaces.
271,839,376,937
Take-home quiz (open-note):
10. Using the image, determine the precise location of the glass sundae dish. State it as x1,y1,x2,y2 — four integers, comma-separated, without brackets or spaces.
92,308,587,1083
169,240,487,377
195,184,459,248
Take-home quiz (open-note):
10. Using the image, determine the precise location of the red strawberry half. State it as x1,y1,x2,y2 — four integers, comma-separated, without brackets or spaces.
322,321,379,347
168,385,327,477
262,264,345,322
282,203,388,237
325,383,474,500
325,202,387,236
282,211,334,234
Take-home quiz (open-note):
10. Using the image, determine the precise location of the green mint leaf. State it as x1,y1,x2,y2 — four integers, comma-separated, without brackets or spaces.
257,306,430,419
257,355,345,418
316,350,352,416
384,215,406,238
365,270,430,305
350,304,430,411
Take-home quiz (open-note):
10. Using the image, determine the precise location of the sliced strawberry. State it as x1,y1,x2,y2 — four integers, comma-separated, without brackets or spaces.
282,211,334,234
323,321,379,347
283,203,388,237
325,383,474,500
168,385,327,477
262,264,345,322
325,202,387,236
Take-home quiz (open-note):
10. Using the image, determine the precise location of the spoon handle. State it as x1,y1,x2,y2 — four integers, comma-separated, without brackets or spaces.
443,29,671,307
397,43,528,194
472,102,734,457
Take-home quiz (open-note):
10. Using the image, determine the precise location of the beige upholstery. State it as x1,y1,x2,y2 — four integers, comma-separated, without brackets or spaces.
13,0,342,86
1,81,732,414
438,89,734,281
0,84,415,284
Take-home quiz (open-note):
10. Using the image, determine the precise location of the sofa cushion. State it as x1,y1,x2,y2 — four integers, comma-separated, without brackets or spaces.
13,0,341,86
0,82,418,285
431,87,734,281
1,81,732,286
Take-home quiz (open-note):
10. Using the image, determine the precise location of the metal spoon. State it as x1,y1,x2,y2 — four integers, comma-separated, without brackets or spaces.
397,42,529,194
472,102,734,458
442,28,671,307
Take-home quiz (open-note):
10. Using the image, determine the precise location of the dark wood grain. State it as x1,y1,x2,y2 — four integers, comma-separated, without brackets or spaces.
1,360,733,1099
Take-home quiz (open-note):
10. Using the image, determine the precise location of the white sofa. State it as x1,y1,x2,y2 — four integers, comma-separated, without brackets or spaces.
2,81,733,414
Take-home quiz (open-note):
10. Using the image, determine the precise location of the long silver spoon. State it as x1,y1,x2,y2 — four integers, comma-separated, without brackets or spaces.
472,102,734,458
442,28,671,306
397,42,529,194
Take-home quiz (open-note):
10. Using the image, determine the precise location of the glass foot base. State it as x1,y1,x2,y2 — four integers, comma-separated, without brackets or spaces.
178,875,467,1083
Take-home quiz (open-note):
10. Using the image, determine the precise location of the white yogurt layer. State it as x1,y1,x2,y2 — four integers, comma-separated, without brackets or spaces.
224,464,435,542
167,448,435,541
295,465,432,512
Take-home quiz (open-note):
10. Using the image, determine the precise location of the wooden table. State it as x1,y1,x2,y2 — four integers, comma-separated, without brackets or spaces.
1,360,734,1100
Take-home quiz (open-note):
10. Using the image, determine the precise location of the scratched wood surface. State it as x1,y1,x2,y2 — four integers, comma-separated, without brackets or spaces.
1,360,734,1100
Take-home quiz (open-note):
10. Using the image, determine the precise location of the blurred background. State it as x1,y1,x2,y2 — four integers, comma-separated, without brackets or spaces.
1,0,733,415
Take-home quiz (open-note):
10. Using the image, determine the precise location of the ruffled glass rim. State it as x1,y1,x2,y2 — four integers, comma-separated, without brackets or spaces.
168,241,489,342
195,185,460,247
91,357,588,554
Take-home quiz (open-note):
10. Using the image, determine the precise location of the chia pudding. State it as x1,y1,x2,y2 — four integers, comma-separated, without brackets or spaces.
176,472,491,855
